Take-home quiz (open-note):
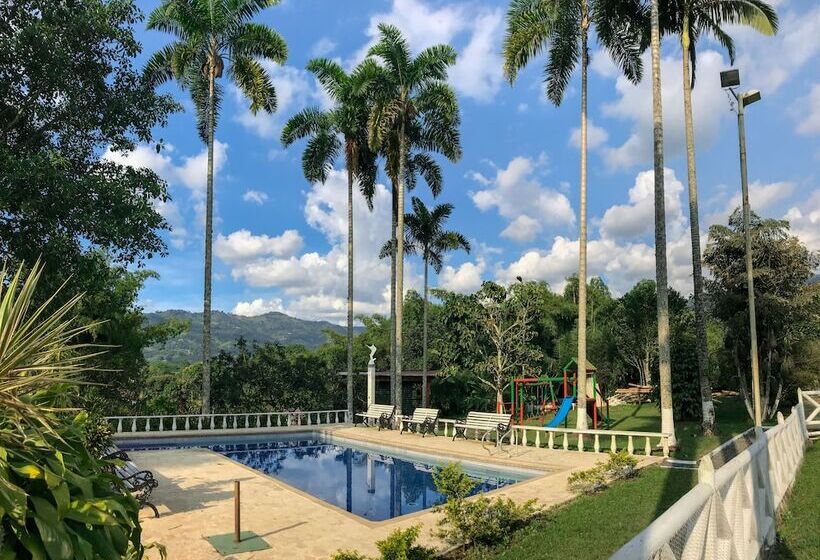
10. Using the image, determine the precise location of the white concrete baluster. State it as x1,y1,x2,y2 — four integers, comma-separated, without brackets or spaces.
197,416,202,430
117,418,123,433
594,434,600,453
627,435,634,455
145,418,151,432
548,431,554,449
577,433,584,452
172,417,177,431
610,434,617,453
645,436,652,456
535,431,541,448
563,432,569,451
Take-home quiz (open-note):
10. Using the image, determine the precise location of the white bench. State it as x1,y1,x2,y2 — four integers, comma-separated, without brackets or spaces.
400,408,439,436
355,404,396,430
452,412,513,445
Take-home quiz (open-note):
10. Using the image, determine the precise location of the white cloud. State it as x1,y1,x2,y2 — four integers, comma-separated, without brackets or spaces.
154,199,188,249
215,229,303,265
729,5,820,94
793,83,820,135
233,297,285,316
706,180,795,225
470,155,575,243
356,0,505,102
599,168,687,241
439,259,486,293
225,170,421,323
600,50,727,169
243,190,269,205
310,37,337,57
569,119,609,150
784,190,820,252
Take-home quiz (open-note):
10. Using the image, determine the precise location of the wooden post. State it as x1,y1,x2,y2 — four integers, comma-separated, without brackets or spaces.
234,480,241,543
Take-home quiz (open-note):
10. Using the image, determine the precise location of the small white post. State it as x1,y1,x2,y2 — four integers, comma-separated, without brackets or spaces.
367,351,377,408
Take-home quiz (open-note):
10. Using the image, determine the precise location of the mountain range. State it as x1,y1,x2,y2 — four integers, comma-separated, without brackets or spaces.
144,310,359,363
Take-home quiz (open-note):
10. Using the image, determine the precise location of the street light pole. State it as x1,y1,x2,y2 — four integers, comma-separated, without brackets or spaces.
735,92,763,427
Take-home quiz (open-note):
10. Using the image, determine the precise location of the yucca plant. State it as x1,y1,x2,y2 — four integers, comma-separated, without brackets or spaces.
0,261,148,559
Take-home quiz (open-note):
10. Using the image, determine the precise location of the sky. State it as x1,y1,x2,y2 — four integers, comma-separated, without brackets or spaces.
115,0,820,324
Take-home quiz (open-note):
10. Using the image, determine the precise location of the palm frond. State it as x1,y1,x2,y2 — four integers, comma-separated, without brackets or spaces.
226,0,280,27
592,0,646,84
707,0,778,36
544,3,580,106
368,23,411,83
281,107,331,146
230,22,288,64
230,55,277,114
307,58,348,101
147,0,207,38
410,44,458,85
503,0,560,83
302,130,341,184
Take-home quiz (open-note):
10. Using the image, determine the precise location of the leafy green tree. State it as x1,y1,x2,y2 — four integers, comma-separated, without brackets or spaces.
0,0,179,368
404,197,470,406
145,0,287,414
282,58,378,424
503,0,646,429
660,0,778,434
704,210,820,420
366,24,462,415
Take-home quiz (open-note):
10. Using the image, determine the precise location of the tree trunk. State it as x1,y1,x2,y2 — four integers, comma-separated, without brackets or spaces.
422,253,429,408
681,19,715,435
395,124,406,417
575,6,589,430
346,156,355,422
201,68,215,415
650,0,676,447
389,185,397,408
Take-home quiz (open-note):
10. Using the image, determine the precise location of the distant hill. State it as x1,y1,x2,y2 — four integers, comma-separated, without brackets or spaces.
144,310,360,363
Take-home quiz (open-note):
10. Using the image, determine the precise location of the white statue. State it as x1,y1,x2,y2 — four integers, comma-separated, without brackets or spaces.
367,344,377,366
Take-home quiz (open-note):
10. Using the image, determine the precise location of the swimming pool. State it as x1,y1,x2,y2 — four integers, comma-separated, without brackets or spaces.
120,433,534,521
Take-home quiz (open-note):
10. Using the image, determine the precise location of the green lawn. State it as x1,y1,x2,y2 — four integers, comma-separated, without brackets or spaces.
524,395,756,459
466,466,697,560
772,442,820,559
458,397,764,560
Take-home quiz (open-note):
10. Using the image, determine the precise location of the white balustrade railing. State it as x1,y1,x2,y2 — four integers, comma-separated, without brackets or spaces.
612,397,810,560
107,410,348,435
435,419,669,457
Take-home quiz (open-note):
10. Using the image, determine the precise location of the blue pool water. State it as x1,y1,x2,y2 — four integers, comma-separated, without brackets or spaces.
121,433,531,521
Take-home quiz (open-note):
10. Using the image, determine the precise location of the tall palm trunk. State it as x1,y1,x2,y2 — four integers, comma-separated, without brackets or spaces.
650,0,676,446
389,185,397,408
681,17,715,435
346,145,355,423
201,67,215,415
422,252,429,407
394,122,406,417
575,4,590,430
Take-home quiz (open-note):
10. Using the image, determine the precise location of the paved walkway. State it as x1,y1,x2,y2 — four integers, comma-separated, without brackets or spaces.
133,427,659,559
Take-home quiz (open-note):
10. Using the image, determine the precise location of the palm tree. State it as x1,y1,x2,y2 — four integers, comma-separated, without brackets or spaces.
367,24,462,416
661,0,778,435
145,0,286,414
281,59,378,424
404,197,470,406
647,0,677,446
503,0,645,429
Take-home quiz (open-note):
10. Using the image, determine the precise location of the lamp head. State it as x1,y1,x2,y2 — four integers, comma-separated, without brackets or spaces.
742,89,762,106
720,68,740,88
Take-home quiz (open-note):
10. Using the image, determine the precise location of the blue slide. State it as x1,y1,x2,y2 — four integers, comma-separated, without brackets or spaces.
545,397,574,428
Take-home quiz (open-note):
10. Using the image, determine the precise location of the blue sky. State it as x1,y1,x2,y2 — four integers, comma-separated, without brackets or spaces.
114,0,820,323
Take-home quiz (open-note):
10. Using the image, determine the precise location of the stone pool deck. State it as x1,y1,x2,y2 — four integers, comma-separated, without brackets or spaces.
132,426,660,559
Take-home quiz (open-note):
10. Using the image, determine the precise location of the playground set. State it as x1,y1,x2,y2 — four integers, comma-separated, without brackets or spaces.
509,358,612,429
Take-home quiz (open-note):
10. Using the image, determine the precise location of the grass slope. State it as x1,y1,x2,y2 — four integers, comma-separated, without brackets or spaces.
773,442,820,559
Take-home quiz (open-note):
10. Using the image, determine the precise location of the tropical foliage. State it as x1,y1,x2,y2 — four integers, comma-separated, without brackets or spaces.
0,262,147,559
366,23,462,415
145,0,287,414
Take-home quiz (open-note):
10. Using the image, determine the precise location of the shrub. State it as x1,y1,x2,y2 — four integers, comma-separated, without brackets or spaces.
567,465,608,494
433,462,476,500
331,525,435,560
433,463,541,547
603,450,639,480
